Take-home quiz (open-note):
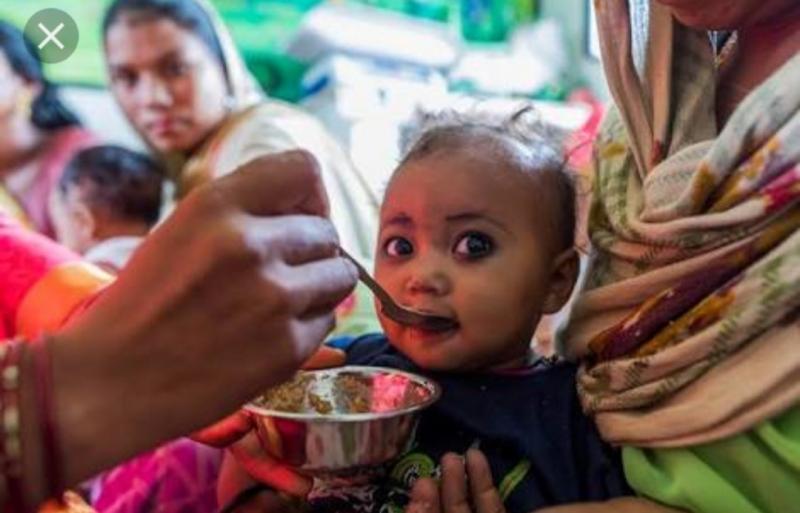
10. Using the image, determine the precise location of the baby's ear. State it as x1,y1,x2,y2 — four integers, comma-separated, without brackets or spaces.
542,248,579,314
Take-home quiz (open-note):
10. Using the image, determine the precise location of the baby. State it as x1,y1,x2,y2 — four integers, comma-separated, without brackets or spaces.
310,108,631,513
50,145,163,272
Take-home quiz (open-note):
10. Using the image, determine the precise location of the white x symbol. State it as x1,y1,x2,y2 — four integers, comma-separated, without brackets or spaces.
38,22,64,50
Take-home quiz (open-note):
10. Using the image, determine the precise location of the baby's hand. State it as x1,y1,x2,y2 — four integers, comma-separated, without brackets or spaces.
406,449,506,513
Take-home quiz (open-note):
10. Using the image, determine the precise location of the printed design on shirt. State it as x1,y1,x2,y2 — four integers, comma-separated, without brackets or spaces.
389,452,531,505
309,445,533,512
379,496,406,513
498,459,531,501
389,451,438,488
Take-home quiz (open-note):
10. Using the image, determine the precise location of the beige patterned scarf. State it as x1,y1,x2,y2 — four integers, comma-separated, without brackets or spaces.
561,0,800,447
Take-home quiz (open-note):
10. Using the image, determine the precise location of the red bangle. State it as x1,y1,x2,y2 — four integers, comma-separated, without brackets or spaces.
31,337,63,503
1,339,27,513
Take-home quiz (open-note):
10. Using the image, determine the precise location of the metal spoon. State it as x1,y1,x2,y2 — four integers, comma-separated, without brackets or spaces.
339,248,458,331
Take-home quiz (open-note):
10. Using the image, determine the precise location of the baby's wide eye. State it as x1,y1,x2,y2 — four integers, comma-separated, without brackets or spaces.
384,237,414,257
453,232,494,260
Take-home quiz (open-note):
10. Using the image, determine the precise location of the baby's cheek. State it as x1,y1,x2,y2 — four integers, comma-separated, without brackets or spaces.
378,313,401,342
469,282,535,332
457,289,507,334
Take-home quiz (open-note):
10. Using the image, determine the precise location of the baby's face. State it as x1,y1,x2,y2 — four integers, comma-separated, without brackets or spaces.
375,150,570,372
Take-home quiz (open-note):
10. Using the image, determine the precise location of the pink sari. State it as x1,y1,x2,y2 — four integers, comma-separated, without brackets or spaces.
90,440,221,513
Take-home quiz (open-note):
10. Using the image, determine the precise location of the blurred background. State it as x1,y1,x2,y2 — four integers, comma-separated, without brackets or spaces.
0,0,606,198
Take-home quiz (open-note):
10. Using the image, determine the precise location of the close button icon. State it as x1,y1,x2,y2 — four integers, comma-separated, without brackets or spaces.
24,8,79,64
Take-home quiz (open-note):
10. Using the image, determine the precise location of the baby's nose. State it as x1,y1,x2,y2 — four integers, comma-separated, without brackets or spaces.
405,269,450,296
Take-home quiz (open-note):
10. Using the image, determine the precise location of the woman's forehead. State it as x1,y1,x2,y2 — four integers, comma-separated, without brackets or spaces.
105,16,203,67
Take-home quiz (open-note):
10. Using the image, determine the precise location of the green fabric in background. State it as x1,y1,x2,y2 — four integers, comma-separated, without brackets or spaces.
623,406,800,513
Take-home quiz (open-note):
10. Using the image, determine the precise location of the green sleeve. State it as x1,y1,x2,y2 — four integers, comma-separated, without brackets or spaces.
623,406,800,513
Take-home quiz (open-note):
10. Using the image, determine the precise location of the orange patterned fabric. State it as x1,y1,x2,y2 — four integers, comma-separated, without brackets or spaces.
0,216,111,339
16,261,111,340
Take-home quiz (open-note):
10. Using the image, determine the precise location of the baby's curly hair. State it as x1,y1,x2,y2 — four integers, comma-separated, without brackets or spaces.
399,106,576,252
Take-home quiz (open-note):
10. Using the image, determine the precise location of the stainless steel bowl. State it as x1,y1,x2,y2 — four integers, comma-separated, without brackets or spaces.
244,366,441,479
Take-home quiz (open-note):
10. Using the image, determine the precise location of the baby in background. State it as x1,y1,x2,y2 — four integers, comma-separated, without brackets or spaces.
50,144,163,273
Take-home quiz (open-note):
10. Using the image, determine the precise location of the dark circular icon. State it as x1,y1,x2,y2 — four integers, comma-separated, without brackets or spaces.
24,8,79,64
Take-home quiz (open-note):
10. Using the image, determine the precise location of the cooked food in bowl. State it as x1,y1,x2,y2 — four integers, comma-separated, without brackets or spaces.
252,368,435,416
245,366,441,478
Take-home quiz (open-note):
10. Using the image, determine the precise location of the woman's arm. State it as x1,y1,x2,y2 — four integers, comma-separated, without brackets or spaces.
3,151,358,511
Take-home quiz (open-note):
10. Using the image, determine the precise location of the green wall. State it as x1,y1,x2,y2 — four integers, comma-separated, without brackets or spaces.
0,0,606,99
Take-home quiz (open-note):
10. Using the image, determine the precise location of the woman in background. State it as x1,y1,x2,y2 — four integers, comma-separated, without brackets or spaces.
0,21,95,238
101,0,377,259
102,0,379,337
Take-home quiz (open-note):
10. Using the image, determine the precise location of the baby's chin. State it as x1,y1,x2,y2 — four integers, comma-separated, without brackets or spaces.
403,350,508,373
383,329,464,370
390,328,535,372
403,350,466,372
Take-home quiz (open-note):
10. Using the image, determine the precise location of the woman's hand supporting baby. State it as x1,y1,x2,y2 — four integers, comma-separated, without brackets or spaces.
407,449,506,513
404,449,687,513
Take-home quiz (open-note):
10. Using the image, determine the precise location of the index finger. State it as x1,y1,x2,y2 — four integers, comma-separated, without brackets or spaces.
191,411,254,447
465,449,504,513
214,150,330,217
440,453,474,513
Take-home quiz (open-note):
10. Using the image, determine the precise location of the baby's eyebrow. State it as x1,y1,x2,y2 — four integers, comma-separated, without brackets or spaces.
446,212,511,234
381,212,414,228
